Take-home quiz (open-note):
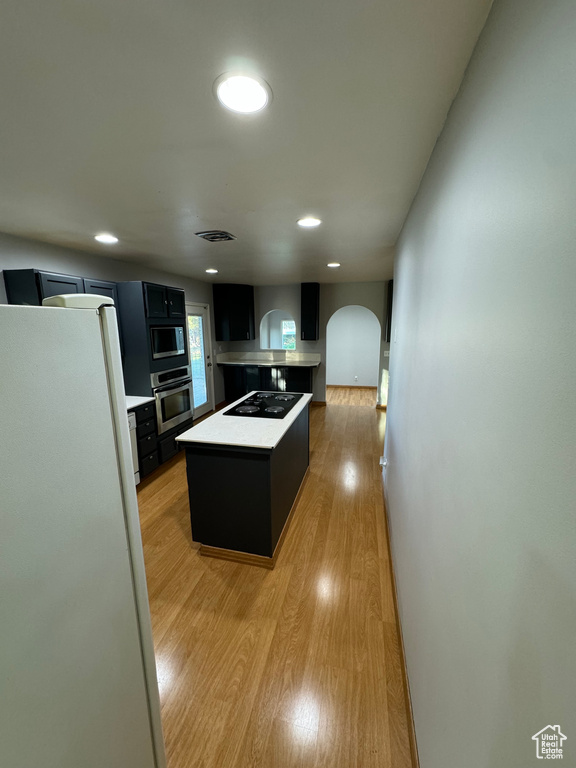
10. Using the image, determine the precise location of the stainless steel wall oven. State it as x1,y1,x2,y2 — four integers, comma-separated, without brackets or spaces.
151,365,193,434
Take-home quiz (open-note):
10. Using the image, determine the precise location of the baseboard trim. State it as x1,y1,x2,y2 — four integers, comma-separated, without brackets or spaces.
199,545,276,569
199,468,310,569
381,475,420,768
311,400,327,407
326,384,377,390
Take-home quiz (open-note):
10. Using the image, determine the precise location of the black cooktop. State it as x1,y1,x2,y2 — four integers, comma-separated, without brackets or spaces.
223,391,304,419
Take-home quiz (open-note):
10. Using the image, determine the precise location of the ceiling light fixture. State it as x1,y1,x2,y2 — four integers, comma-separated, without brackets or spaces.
205,268,219,274
94,232,118,244
298,217,321,228
215,74,271,114
327,262,341,268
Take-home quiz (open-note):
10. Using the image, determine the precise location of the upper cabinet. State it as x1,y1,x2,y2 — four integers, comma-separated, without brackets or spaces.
3,269,124,307
143,283,186,318
82,278,118,305
213,284,255,341
300,282,320,341
3,269,104,306
167,287,186,317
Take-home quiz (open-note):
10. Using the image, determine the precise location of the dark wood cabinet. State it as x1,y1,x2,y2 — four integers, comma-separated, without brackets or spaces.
3,269,120,307
3,269,84,305
223,366,248,402
283,366,313,394
142,283,185,319
130,401,191,478
167,287,186,318
82,278,118,305
213,284,255,341
300,282,320,340
144,283,168,318
39,272,84,299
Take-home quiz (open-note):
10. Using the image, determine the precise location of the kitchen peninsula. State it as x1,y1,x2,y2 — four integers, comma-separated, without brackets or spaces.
217,351,320,402
177,391,312,568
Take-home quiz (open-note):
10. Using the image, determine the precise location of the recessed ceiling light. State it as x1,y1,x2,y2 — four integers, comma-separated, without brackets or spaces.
94,232,118,244
205,268,219,274
215,74,271,114
327,262,341,268
298,217,322,228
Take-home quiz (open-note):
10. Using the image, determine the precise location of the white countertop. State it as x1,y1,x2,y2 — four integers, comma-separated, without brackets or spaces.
177,391,312,450
217,359,319,367
126,395,155,410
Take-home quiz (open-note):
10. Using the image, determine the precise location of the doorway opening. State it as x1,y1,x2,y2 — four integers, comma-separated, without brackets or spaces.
325,305,381,407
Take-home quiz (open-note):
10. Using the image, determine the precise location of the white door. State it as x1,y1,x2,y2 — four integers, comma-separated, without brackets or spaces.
187,302,214,419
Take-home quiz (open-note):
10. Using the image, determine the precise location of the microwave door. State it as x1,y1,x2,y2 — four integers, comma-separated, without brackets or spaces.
150,326,186,360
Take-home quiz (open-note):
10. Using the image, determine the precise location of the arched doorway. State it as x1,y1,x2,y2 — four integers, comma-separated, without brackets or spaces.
326,305,381,406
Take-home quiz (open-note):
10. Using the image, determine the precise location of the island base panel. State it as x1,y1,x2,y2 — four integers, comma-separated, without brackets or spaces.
185,447,272,557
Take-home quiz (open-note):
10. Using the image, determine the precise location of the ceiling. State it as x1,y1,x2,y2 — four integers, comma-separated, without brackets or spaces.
0,0,492,285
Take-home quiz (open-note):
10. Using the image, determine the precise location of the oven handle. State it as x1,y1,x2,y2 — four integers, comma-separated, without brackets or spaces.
154,379,192,394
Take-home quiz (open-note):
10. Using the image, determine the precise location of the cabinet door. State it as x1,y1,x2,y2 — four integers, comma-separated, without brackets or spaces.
285,367,313,393
213,284,255,341
259,367,277,392
229,285,255,341
245,366,260,393
167,288,185,318
82,278,118,305
223,366,247,402
39,272,84,299
144,283,167,318
301,282,320,340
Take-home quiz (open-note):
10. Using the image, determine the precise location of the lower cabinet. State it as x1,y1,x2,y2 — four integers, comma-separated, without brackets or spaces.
222,365,314,401
131,402,192,478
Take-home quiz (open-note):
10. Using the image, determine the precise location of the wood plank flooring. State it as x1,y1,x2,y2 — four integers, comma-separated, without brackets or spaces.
326,385,377,407
137,402,413,768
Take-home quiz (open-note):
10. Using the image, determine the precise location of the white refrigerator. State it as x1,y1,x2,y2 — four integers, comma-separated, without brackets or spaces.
0,296,166,768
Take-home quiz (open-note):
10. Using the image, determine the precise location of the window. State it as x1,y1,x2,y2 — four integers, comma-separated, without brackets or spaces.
282,320,296,350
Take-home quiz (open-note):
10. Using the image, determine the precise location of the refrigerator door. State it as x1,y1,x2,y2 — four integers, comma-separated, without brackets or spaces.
0,304,164,768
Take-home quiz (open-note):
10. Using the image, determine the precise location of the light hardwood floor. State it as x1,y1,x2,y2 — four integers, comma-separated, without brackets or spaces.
326,385,377,407
137,403,413,768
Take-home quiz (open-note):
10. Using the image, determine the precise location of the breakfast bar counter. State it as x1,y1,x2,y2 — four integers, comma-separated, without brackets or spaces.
177,392,312,568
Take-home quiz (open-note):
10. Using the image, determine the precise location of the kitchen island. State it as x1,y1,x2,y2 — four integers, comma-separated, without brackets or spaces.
177,391,312,568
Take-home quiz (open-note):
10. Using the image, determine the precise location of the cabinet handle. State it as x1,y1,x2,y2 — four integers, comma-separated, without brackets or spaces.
246,332,249,339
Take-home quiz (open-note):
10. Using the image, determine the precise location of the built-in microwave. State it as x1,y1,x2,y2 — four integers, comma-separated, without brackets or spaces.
150,325,186,360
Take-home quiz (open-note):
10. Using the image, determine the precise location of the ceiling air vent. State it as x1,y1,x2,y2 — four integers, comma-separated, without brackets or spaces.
195,230,237,242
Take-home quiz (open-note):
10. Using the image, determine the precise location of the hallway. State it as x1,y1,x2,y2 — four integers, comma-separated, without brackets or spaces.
137,401,412,768
326,385,378,407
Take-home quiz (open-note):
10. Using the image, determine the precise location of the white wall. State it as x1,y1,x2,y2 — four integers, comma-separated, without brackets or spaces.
0,232,226,403
385,1,576,766
326,305,381,386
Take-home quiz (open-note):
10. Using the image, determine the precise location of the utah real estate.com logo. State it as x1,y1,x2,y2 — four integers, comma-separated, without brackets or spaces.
532,725,567,760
